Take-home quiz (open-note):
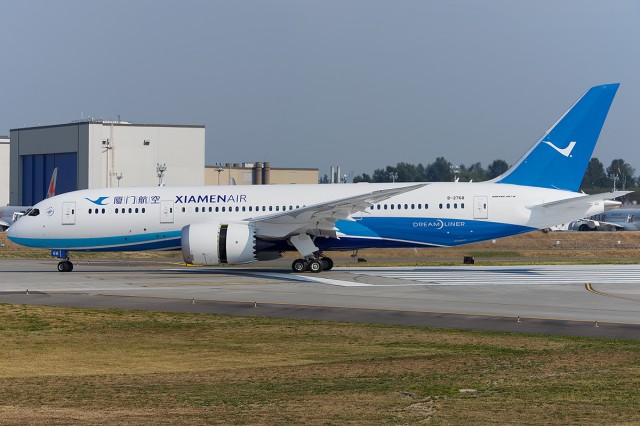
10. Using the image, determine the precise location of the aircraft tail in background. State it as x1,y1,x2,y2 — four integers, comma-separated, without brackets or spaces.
494,83,619,191
47,167,58,199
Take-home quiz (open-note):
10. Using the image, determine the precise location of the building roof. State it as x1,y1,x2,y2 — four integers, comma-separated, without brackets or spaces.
11,119,204,132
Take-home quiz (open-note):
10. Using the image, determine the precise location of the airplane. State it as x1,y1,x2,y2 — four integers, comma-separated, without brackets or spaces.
0,168,57,231
570,206,640,231
7,84,629,273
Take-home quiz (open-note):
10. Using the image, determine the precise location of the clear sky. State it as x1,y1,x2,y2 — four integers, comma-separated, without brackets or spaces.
2,1,639,181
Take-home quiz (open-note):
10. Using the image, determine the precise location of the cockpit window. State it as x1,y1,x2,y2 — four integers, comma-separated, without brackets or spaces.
27,208,40,217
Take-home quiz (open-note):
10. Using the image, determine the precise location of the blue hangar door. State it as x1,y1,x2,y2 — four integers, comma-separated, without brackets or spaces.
22,153,77,205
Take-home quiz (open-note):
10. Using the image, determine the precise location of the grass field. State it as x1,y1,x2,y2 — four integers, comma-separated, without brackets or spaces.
1,304,640,425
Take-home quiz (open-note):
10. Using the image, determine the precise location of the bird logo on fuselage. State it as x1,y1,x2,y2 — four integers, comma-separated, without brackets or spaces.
85,196,109,206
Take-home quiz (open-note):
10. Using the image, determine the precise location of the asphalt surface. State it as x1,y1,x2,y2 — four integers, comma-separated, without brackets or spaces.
2,259,640,339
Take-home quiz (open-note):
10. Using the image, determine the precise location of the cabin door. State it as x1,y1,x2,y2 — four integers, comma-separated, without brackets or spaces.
160,200,174,223
62,202,76,225
473,196,488,219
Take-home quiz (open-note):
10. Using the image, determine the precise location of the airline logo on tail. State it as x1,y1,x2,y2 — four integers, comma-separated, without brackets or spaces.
543,140,576,157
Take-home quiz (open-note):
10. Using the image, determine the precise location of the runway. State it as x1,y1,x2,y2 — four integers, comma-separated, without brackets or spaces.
2,259,640,338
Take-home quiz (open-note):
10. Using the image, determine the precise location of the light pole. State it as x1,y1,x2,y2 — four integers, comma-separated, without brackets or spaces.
102,139,111,187
156,163,167,186
215,163,224,186
111,171,123,187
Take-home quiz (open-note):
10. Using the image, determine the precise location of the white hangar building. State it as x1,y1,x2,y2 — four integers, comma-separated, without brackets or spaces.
9,120,205,205
1,135,9,206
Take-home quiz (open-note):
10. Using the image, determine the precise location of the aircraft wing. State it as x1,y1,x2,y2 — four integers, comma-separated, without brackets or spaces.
530,191,631,210
252,183,426,239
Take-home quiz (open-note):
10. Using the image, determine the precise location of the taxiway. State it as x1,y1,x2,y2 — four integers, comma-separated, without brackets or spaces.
1,260,640,338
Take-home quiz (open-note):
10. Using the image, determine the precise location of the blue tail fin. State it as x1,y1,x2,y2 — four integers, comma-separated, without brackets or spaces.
494,83,619,191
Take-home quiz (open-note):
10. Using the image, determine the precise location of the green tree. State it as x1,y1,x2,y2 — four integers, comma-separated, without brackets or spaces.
606,159,636,190
580,158,608,191
458,162,486,182
425,157,453,182
487,159,509,179
352,173,371,183
372,167,394,182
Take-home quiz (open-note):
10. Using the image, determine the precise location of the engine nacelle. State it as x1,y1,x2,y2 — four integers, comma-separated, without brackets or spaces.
181,222,258,265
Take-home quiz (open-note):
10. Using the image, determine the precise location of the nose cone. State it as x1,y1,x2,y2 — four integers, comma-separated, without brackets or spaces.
6,219,21,242
6,216,29,245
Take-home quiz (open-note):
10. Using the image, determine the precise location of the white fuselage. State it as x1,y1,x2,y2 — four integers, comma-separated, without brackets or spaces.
7,182,603,252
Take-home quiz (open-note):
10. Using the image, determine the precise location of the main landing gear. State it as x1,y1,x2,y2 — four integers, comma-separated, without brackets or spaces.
52,249,74,272
291,256,334,273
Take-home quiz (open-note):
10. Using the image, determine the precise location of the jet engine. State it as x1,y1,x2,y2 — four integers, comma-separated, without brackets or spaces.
181,221,282,266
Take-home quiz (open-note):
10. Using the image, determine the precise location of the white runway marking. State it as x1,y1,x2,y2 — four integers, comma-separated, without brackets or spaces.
240,265,640,288
346,265,640,286
246,272,373,287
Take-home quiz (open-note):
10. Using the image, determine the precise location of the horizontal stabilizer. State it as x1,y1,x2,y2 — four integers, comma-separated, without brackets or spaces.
531,191,631,210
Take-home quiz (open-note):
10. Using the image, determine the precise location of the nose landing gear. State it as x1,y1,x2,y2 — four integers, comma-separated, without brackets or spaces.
57,260,74,272
52,249,74,272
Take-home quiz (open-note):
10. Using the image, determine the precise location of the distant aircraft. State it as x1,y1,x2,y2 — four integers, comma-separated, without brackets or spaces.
1,168,57,231
570,207,640,231
7,84,629,273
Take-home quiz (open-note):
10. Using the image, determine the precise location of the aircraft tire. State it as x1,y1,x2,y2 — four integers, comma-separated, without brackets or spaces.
308,259,323,273
292,259,307,273
57,261,73,272
320,257,334,271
